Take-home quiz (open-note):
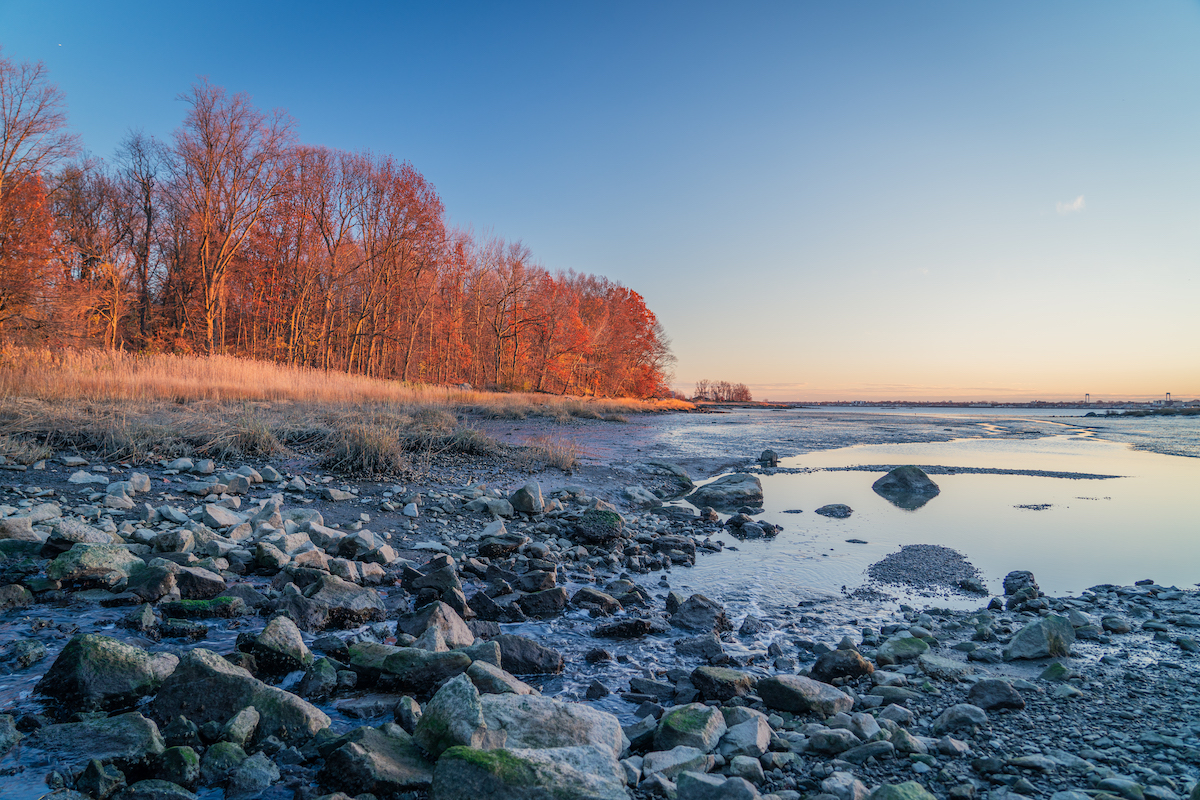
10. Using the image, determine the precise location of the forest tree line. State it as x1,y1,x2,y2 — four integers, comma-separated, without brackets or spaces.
0,49,675,397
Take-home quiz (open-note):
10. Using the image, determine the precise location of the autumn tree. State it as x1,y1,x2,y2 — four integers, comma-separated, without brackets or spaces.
0,47,79,338
171,79,294,354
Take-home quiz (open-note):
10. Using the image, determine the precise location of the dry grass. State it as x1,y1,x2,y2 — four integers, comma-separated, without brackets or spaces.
0,347,688,474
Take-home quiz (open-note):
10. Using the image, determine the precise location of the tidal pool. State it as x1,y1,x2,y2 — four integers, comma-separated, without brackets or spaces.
670,427,1200,613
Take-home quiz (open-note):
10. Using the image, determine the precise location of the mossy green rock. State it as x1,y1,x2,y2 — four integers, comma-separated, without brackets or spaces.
112,779,197,800
869,781,938,800
690,665,755,700
876,636,929,666
413,673,485,757
319,726,433,795
430,745,627,800
654,702,727,752
160,596,247,619
381,648,471,695
160,746,200,788
574,508,625,545
151,648,329,742
47,544,145,589
36,634,178,711
1004,615,1075,660
199,741,247,785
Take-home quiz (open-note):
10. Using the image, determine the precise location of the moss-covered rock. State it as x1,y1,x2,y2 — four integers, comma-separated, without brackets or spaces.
574,508,625,545
413,674,486,757
150,648,329,742
654,702,727,752
36,634,178,712
160,596,247,619
430,745,626,800
46,544,145,589
236,615,312,677
319,725,433,795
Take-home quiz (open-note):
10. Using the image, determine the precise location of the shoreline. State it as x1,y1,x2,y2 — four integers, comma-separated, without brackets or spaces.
0,412,1197,799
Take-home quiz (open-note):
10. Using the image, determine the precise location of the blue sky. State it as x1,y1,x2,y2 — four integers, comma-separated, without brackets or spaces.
4,1,1198,399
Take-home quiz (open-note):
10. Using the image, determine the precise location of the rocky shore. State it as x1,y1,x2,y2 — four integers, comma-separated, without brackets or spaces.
0,450,1197,800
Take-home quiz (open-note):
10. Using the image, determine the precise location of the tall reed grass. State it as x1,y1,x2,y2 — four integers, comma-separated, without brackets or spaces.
0,347,690,474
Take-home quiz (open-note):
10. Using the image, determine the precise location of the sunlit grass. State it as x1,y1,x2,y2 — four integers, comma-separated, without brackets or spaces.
0,347,691,473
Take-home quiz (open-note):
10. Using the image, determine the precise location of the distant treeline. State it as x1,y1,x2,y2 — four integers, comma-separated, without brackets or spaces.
0,51,674,397
692,378,752,402
1087,408,1199,418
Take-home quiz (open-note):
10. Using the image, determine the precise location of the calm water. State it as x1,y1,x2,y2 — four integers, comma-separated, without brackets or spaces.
653,411,1200,614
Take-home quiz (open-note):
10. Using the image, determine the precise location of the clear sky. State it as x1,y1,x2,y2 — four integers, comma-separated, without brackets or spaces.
3,1,1198,401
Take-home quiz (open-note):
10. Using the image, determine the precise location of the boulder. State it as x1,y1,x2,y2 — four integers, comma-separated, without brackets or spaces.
508,481,544,514
236,616,313,677
757,675,853,716
467,660,537,696
574,508,625,545
430,744,626,800
688,473,762,511
671,594,733,633
967,679,1025,711
677,771,760,800
320,726,433,795
380,648,472,695
20,712,165,774
623,486,662,509
690,666,755,701
642,745,714,780
114,780,197,800
493,634,564,675
869,782,938,800
654,703,727,752
1003,570,1039,596
871,466,940,510
932,704,988,734
397,601,475,649
413,673,487,757
47,543,145,589
875,636,929,666
37,634,178,712
814,503,853,518
718,715,772,759
1003,616,1075,660
811,648,874,683
281,575,386,631
151,649,330,742
479,693,625,756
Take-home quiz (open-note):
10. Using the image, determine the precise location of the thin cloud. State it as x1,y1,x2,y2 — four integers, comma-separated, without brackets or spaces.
1056,195,1085,214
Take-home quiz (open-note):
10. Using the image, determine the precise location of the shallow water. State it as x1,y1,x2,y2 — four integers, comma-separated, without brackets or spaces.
667,423,1200,619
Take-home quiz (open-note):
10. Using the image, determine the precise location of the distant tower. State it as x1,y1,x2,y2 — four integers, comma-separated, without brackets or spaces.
1167,392,1171,404
1085,393,1090,404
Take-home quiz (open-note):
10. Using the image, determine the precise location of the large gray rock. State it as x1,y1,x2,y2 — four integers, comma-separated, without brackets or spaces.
279,575,386,631
36,634,178,712
717,715,772,759
466,660,537,696
380,648,472,695
508,481,544,514
46,543,145,589
967,679,1025,711
480,693,625,757
869,782,938,800
1003,615,1075,660
320,726,434,795
690,666,755,701
671,594,733,634
430,744,627,800
872,466,940,510
151,649,329,742
811,648,875,683
757,675,853,716
574,508,625,545
654,703,727,752
413,674,486,757
19,712,165,774
932,704,988,733
397,601,475,649
493,634,564,675
688,473,762,511
676,770,760,800
235,616,313,677
642,745,714,780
